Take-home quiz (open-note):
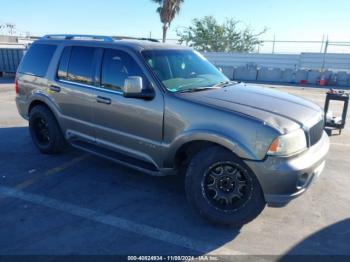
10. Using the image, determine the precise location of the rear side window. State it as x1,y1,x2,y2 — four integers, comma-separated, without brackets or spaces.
58,46,95,85
18,44,57,77
57,47,71,79
101,49,146,92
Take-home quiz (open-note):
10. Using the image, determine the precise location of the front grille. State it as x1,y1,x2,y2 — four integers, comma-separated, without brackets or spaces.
309,120,324,146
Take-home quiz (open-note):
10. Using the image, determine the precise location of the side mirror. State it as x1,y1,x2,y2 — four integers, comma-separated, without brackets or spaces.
122,76,154,99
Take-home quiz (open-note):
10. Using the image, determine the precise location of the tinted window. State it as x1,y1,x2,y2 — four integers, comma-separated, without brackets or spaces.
66,46,95,85
101,49,146,92
18,44,57,77
57,47,71,79
142,50,228,92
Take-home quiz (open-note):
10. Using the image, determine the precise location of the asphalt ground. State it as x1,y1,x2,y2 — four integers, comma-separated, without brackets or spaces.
0,77,349,259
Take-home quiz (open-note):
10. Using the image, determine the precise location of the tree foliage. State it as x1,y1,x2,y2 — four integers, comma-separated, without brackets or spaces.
152,0,184,42
177,16,266,52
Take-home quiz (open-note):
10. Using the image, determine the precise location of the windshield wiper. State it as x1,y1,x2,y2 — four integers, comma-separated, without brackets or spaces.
178,87,219,93
213,80,236,88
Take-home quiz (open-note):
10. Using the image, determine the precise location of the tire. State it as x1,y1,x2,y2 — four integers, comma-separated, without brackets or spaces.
29,105,67,154
185,146,266,227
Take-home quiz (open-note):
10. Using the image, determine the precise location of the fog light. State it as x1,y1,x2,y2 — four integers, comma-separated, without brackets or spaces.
297,173,309,189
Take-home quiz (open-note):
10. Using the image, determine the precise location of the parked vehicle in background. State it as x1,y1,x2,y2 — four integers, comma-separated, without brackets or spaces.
15,35,329,226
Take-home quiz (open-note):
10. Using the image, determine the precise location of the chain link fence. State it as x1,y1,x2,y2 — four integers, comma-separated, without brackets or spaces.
161,38,350,54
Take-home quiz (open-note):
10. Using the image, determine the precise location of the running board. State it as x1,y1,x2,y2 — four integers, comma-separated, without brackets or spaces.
69,140,161,176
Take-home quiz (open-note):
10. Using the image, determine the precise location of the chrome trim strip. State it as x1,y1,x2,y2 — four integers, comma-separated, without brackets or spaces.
59,79,123,95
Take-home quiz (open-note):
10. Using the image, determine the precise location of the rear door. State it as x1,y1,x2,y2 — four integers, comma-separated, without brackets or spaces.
49,45,98,142
91,48,164,166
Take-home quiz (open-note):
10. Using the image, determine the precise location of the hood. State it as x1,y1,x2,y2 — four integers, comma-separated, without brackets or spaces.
178,83,323,133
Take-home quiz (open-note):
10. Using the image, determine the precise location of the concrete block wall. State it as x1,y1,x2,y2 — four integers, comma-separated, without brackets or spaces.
307,70,322,84
282,69,295,83
205,52,300,69
233,66,258,81
257,68,283,82
218,65,350,87
220,66,234,80
294,70,308,83
337,72,349,87
207,52,350,87
1,47,350,87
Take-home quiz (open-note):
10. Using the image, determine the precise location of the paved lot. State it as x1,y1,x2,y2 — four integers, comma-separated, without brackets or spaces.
0,77,349,257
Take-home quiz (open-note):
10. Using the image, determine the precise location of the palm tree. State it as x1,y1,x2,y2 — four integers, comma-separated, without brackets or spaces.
152,0,184,43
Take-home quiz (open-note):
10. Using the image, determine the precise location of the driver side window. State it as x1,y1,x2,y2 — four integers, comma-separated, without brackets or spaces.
101,49,146,92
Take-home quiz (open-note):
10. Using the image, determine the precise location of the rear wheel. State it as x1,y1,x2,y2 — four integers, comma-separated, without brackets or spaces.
185,146,266,227
29,105,66,154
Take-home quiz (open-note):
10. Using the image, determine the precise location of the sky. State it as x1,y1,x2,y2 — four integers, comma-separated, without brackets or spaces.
1,0,350,52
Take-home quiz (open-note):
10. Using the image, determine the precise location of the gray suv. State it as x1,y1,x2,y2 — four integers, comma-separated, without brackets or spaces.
15,34,329,226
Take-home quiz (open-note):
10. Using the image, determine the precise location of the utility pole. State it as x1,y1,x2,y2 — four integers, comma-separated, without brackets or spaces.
320,35,325,53
272,34,276,54
324,36,329,54
321,35,329,71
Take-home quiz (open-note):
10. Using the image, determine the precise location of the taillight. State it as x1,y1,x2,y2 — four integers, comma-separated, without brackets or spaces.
15,79,19,95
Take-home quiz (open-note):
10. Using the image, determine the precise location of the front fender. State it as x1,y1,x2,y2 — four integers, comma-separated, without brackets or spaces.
163,129,258,167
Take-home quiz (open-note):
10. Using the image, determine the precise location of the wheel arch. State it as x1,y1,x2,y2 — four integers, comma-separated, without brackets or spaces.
28,95,65,134
29,100,49,114
28,94,61,119
165,131,258,169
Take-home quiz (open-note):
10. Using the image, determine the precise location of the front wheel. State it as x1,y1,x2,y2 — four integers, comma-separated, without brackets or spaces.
185,146,266,227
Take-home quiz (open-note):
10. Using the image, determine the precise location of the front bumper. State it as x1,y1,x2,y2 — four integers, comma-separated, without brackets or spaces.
245,131,329,207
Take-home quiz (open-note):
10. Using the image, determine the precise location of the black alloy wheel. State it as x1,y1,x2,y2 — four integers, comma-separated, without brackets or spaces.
203,161,253,212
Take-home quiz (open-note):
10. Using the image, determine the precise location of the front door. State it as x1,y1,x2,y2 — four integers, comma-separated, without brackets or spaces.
91,48,164,166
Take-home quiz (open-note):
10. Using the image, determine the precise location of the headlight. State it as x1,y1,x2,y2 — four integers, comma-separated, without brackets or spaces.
267,129,307,156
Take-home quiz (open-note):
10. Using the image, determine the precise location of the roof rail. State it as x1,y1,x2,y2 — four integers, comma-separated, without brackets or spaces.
138,38,160,43
41,34,114,42
113,36,160,43
41,34,161,43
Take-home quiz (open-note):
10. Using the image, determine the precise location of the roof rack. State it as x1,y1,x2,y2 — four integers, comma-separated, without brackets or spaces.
41,34,161,43
41,34,114,42
113,36,160,43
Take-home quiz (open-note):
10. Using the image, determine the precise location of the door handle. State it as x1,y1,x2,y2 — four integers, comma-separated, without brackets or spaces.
96,96,112,105
49,85,61,93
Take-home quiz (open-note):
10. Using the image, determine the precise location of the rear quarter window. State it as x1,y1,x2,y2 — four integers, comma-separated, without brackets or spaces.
18,44,57,77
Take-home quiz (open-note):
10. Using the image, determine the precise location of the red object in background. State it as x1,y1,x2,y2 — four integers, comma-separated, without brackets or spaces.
319,79,327,86
318,75,328,86
299,80,308,85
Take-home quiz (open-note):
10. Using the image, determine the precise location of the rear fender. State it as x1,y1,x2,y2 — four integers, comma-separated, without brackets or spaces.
27,93,63,126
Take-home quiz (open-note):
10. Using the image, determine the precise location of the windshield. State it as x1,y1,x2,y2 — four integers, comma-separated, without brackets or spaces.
142,49,229,92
